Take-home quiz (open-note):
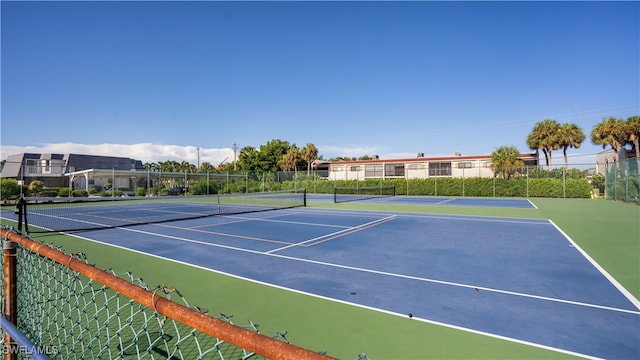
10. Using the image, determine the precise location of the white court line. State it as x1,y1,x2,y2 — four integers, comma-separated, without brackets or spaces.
28,208,640,315
549,219,640,311
63,230,603,360
527,198,539,209
300,207,548,224
225,214,351,229
113,225,639,316
436,198,456,205
265,215,396,254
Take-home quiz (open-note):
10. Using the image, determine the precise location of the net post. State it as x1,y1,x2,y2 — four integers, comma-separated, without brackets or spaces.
303,188,307,207
14,197,26,234
3,239,18,360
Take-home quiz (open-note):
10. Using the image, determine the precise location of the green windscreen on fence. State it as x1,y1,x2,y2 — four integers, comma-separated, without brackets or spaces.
23,189,306,233
604,158,640,203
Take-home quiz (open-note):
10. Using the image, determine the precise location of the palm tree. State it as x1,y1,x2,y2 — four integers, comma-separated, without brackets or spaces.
626,115,640,160
490,145,524,179
527,119,561,170
591,116,627,154
179,161,196,173
558,123,586,168
198,162,217,174
625,115,640,175
278,146,301,173
301,143,318,175
143,162,159,172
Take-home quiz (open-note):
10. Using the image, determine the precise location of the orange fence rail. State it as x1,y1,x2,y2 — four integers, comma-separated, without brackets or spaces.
1,228,334,360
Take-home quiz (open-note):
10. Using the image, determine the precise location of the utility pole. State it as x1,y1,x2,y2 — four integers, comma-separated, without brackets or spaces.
197,147,200,170
232,143,238,171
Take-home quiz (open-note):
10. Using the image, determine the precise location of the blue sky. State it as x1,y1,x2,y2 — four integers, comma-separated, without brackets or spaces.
2,1,638,167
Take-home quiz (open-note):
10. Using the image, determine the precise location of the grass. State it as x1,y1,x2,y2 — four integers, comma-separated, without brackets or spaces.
2,197,638,359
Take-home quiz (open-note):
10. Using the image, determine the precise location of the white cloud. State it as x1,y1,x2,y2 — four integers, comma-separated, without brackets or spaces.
1,143,601,169
1,143,234,166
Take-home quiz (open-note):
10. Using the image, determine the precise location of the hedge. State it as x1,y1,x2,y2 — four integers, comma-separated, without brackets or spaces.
281,177,592,198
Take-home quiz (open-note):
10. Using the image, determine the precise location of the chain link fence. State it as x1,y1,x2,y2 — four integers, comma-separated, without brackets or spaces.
0,229,335,360
599,157,640,203
3,158,639,202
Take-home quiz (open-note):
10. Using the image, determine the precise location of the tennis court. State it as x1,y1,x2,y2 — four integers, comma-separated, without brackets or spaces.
8,196,638,359
336,194,537,208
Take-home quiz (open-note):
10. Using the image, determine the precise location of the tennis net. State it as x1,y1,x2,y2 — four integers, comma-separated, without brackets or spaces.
333,186,396,203
21,189,306,233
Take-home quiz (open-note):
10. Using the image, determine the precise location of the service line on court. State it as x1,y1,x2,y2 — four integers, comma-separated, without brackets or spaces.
264,215,397,254
436,198,456,205
114,224,640,316
151,222,293,245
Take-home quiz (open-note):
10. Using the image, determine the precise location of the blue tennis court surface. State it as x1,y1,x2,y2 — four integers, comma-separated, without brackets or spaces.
49,207,638,359
309,194,537,208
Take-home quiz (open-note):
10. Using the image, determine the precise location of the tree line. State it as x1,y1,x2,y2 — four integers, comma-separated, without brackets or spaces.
139,115,639,179
142,140,320,175
491,115,639,178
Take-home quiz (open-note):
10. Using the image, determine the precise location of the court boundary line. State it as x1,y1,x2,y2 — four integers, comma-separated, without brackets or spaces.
106,225,640,316
8,209,636,358
548,219,640,310
60,229,604,360
350,196,536,209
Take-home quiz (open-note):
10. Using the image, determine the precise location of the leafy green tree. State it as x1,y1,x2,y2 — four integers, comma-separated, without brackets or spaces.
558,123,585,168
590,173,605,194
1,178,21,200
27,180,44,196
527,119,561,170
490,145,524,179
258,139,292,173
189,179,218,195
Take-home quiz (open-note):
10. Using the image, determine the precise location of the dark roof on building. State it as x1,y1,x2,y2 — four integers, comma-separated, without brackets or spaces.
1,153,144,178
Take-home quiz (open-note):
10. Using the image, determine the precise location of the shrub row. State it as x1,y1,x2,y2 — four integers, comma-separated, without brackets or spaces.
0,176,595,201
281,177,593,198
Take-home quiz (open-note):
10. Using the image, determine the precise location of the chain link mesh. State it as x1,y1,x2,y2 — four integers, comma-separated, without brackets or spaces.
0,232,331,359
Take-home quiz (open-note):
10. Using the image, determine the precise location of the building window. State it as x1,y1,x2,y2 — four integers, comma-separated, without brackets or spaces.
39,160,51,174
365,164,384,177
350,165,361,172
384,163,405,177
428,162,452,176
457,162,472,169
331,166,343,172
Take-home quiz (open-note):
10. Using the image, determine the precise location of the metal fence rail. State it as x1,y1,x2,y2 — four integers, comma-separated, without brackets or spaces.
0,228,333,360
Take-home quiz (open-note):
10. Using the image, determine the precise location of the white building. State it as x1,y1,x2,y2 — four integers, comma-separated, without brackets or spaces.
325,153,539,181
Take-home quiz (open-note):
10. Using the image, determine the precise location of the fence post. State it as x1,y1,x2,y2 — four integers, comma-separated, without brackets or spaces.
3,240,18,360
493,176,496,197
526,167,529,198
563,167,566,199
462,168,465,197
